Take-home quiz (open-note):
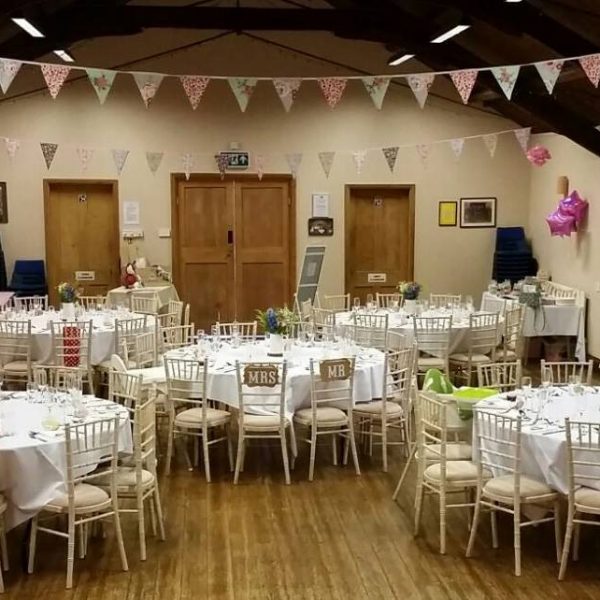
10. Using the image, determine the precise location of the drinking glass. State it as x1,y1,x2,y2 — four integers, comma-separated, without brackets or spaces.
26,382,39,403
366,294,374,312
541,366,553,388
521,376,532,395
353,297,361,312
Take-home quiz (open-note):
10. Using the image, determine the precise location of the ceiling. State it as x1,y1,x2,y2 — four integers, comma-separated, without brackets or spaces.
1,0,600,154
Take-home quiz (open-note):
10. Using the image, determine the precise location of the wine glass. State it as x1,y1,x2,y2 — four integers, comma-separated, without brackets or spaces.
366,294,374,312
541,366,553,389
521,376,532,395
353,297,361,312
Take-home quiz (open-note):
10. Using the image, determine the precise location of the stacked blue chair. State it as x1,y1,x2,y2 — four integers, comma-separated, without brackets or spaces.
492,227,537,284
9,260,47,296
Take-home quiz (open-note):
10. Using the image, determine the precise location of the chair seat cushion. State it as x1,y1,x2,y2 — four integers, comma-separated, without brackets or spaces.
47,483,109,509
484,475,556,500
294,407,348,426
96,467,155,492
449,353,492,364
175,407,230,427
574,487,600,510
418,357,446,370
353,400,403,416
418,443,472,461
3,361,30,373
495,348,517,360
243,414,285,429
424,460,484,483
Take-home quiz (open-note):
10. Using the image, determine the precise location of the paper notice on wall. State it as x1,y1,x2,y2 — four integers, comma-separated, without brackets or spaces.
312,193,329,217
123,201,140,226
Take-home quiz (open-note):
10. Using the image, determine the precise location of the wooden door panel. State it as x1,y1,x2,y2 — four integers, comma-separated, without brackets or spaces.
238,262,286,321
184,262,231,327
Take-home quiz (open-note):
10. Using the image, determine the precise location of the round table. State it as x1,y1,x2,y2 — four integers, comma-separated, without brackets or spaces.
0,392,132,529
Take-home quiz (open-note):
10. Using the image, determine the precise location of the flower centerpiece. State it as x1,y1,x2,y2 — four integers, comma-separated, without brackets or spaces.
397,281,422,314
256,307,298,356
57,282,79,320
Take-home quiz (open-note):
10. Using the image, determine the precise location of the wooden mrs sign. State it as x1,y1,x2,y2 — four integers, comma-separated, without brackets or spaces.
243,364,280,388
319,358,352,381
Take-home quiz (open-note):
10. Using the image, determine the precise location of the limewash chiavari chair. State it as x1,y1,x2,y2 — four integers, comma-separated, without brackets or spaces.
559,418,600,580
477,360,522,392
131,292,160,315
293,357,360,481
496,305,525,361
0,320,33,387
115,316,149,364
321,293,350,313
162,324,195,352
233,361,297,485
0,494,7,593
27,416,129,589
132,331,157,369
312,307,336,340
413,392,485,554
155,312,179,330
217,321,257,341
466,410,562,576
12,295,48,311
164,357,232,481
480,294,506,315
539,360,594,386
429,294,462,309
376,292,402,309
167,300,184,324
33,365,83,390
351,312,389,351
77,295,106,310
413,315,452,377
182,303,190,326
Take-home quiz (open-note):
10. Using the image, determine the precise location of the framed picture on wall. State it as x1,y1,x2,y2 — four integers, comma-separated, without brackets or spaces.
308,217,333,236
0,182,7,224
460,197,497,228
438,201,457,227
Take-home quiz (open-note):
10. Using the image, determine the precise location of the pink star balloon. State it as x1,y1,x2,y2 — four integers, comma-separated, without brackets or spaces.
546,209,576,237
558,190,588,227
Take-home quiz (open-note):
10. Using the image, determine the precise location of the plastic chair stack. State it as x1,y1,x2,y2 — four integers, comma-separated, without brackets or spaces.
9,260,47,297
492,227,537,284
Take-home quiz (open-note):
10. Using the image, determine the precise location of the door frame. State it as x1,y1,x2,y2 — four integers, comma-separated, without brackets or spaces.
171,172,297,307
344,184,416,293
43,179,120,304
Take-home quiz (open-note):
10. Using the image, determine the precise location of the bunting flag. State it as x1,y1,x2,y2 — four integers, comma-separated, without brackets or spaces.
362,76,390,110
111,149,129,175
352,150,367,174
491,65,520,100
133,72,164,108
76,147,94,172
382,146,399,173
145,151,163,174
273,78,301,112
228,78,257,112
285,152,303,178
180,75,210,110
86,68,116,104
40,64,71,99
449,70,478,104
449,138,465,160
318,151,335,178
407,74,435,109
416,144,431,165
534,60,564,94
40,142,58,170
181,152,194,180
4,138,19,160
482,133,498,158
318,78,347,109
514,127,531,153
578,55,600,88
254,154,266,180
0,59,22,94
215,153,228,179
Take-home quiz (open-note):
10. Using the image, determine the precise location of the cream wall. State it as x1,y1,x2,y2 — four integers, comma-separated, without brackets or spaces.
528,134,600,356
0,49,531,301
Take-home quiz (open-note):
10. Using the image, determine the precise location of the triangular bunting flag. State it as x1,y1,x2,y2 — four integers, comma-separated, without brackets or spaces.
491,66,520,100
449,138,465,160
228,78,257,112
482,133,498,158
4,138,19,161
215,154,228,179
181,153,194,180
0,59,22,94
382,146,399,173
318,78,347,109
579,55,600,88
145,151,163,174
254,154,266,180
534,60,564,94
273,78,301,112
407,74,435,109
76,148,94,172
318,151,335,178
133,72,164,108
450,69,478,104
111,149,130,175
86,68,116,104
40,64,70,99
514,127,531,153
40,142,58,170
352,150,367,175
416,144,431,165
362,76,391,110
180,75,210,110
285,153,303,179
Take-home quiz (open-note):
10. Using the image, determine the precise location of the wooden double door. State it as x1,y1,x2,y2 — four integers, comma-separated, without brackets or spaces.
173,175,295,330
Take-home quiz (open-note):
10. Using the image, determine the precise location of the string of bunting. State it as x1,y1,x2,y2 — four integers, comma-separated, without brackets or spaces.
0,51,599,111
1,126,543,179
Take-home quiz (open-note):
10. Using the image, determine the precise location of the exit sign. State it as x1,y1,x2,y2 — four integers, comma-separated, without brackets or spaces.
220,151,249,170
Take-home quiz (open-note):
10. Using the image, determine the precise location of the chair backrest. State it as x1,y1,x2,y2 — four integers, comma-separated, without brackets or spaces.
503,305,524,356
386,330,409,350
109,369,142,411
413,316,452,358
481,294,506,315
167,299,184,324
539,360,594,386
322,294,350,313
115,316,148,360
467,312,500,358
165,357,207,413
376,293,402,309
236,361,287,428
382,346,415,417
217,321,257,341
350,313,388,350
78,295,106,310
300,299,313,320
162,324,195,351
312,308,336,338
132,391,157,473
12,295,48,311
417,392,450,465
564,418,600,502
133,331,157,368
33,365,83,390
0,320,31,369
131,292,160,315
309,357,355,413
156,312,179,330
183,303,191,326
110,353,128,373
50,320,92,368
477,360,522,391
429,294,461,309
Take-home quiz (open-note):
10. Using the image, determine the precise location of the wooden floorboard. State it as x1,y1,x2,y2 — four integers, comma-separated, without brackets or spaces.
3,439,600,600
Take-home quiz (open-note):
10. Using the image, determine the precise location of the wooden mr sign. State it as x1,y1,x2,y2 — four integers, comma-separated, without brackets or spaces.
319,358,352,381
243,364,279,388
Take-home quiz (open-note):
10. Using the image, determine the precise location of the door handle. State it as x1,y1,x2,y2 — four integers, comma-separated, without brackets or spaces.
227,230,234,244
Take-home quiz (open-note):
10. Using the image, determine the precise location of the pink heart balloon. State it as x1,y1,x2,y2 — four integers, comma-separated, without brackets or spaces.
546,209,576,237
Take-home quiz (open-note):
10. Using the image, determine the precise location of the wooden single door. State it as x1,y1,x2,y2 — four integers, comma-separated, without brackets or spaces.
44,180,120,306
345,185,414,302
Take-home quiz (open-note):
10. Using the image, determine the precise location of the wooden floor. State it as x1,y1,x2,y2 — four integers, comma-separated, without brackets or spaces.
3,437,600,600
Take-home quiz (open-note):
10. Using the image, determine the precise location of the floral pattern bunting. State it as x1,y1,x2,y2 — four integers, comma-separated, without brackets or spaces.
579,55,600,88
0,59,22,94
285,152,303,179
40,142,58,170
133,72,164,108
273,78,301,112
254,154,266,180
352,150,367,174
228,78,257,112
534,60,564,94
111,149,129,175
362,77,391,110
318,151,335,178
449,138,465,160
514,127,531,153
4,138,19,160
449,69,478,104
181,152,194,180
491,66,520,100
416,144,431,165
215,153,228,179
145,151,163,174
40,64,71,99
86,68,116,104
318,78,347,109
407,74,435,109
181,76,210,110
382,146,399,173
76,147,94,172
482,133,498,158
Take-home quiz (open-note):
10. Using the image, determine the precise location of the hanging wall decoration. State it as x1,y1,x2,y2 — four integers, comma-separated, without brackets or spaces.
145,151,163,174
534,60,564,94
352,150,367,174
0,59,22,94
579,54,600,87
228,78,258,112
362,76,391,110
40,142,58,169
382,146,399,173
111,149,130,175
180,75,210,110
40,64,71,99
482,133,499,158
450,69,478,104
285,152,303,178
407,74,435,109
86,68,117,104
76,147,94,172
273,78,301,112
318,151,335,178
4,138,19,161
318,78,347,108
491,65,520,100
133,72,164,107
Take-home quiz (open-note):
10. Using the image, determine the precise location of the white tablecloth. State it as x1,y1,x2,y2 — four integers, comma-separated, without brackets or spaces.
0,393,132,529
107,284,179,310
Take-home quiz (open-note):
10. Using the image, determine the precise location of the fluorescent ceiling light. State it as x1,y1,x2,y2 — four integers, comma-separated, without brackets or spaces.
389,53,415,66
54,49,74,63
11,17,44,38
431,24,470,44
505,0,523,3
